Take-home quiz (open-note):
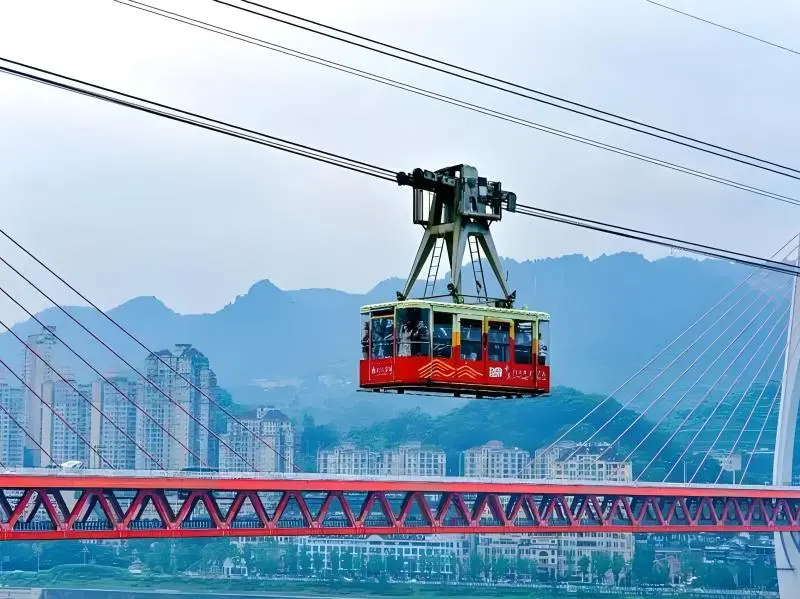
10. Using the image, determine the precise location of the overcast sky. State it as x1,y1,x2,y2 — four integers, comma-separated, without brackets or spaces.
1,0,799,326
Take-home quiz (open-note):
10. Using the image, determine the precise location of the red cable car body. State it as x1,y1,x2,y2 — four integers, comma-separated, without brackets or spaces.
358,164,551,398
359,299,549,398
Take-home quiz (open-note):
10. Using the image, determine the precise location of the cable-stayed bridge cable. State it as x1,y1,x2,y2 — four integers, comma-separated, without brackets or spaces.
740,381,783,483
713,344,787,484
525,235,797,474
0,280,196,470
567,273,786,467
690,318,789,483
668,295,790,483
0,254,257,471
0,233,295,472
0,342,112,468
211,0,800,177
638,282,793,480
114,0,800,206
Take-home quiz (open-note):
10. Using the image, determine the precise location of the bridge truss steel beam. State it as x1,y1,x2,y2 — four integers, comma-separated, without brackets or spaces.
1,476,800,540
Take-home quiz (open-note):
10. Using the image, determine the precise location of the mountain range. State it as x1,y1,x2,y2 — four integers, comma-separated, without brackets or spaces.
0,252,750,428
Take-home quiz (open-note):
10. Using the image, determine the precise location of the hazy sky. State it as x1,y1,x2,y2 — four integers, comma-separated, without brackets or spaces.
1,0,799,326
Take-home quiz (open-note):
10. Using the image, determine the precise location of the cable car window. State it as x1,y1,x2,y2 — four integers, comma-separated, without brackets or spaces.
433,312,453,358
361,314,370,359
460,319,482,361
514,321,533,365
538,320,550,366
397,307,431,357
487,321,510,362
371,316,394,359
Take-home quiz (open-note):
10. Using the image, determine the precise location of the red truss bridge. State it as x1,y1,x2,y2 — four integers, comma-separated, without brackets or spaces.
1,471,799,541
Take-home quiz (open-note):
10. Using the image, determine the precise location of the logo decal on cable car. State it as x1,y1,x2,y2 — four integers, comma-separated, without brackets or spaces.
488,367,503,378
418,360,456,378
371,365,393,376
456,365,480,380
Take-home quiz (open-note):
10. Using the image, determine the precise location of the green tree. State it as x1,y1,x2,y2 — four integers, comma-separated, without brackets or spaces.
386,554,401,579
301,414,340,470
284,544,298,575
251,545,280,576
592,552,612,584
611,553,626,585
341,547,354,573
494,555,510,580
366,554,383,577
578,555,590,582
564,551,575,580
469,550,483,580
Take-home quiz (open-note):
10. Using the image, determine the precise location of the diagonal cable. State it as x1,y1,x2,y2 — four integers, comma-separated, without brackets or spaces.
0,348,112,468
740,381,783,484
0,283,199,470
561,268,783,466
0,254,256,471
713,342,787,484
641,282,793,480
691,317,789,482
0,235,294,471
525,235,797,474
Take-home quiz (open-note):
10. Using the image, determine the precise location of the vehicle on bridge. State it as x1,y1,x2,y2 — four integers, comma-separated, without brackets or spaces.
359,165,550,398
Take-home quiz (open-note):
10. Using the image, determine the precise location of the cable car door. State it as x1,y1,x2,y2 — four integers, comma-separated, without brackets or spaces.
485,317,512,384
457,316,484,383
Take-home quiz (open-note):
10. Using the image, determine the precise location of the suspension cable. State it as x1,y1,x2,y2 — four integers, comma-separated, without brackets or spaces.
213,0,800,178
113,0,800,206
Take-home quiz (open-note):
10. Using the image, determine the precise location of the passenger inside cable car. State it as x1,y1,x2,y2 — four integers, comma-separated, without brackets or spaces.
359,300,550,398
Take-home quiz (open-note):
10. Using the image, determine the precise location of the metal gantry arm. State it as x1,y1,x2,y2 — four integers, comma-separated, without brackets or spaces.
396,164,517,307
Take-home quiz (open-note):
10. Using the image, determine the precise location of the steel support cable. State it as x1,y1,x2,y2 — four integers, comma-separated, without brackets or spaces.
0,281,198,470
516,204,800,274
0,317,153,468
713,341,787,484
740,382,783,483
638,282,793,480
693,318,790,483
0,59,395,182
516,206,800,276
0,362,53,467
214,0,800,178
0,255,257,471
526,236,797,470
626,303,788,475
564,272,784,467
3,55,798,278
670,297,790,484
645,0,800,58
0,342,113,469
114,1,800,206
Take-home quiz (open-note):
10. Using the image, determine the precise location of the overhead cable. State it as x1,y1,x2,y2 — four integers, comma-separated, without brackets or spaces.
212,0,800,178
114,0,800,207
645,0,800,57
2,56,797,281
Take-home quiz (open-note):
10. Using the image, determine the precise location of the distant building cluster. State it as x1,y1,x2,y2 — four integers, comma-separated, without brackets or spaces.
2,326,295,472
317,442,446,477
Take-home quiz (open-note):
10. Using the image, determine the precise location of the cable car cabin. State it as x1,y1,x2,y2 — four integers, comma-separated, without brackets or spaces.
359,300,550,398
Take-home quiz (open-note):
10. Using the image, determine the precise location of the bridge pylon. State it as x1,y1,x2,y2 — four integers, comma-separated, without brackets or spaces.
774,246,800,598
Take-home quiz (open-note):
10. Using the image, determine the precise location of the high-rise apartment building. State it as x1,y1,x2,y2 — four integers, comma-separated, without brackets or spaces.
136,344,216,470
22,326,58,466
381,442,446,477
461,440,530,478
40,379,92,467
318,442,446,477
532,441,632,482
0,382,24,467
90,376,138,469
219,407,294,472
317,443,379,476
